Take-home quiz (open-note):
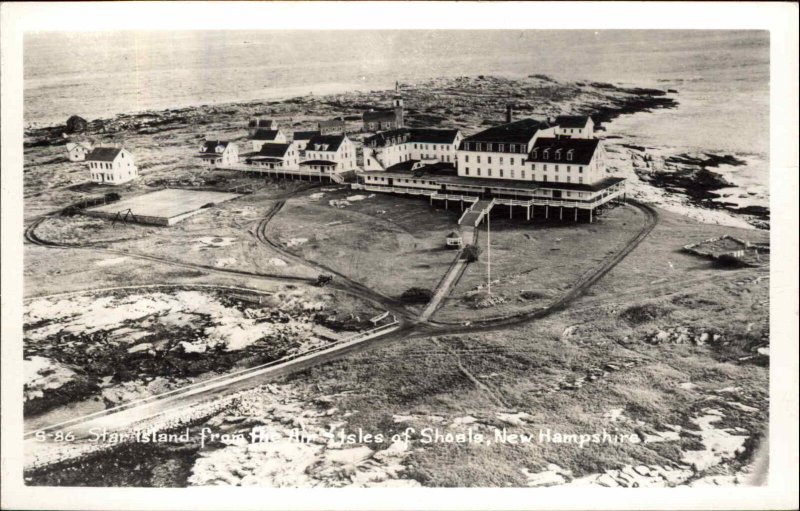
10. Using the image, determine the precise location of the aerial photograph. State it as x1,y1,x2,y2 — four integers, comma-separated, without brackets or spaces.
20,29,772,489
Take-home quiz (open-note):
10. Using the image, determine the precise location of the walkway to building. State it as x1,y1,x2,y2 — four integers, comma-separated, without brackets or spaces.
458,198,495,227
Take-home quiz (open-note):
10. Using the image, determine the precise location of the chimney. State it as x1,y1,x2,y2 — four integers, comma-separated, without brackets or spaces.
506,104,513,124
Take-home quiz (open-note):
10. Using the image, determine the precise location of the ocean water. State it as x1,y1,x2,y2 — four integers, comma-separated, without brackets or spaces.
24,30,769,205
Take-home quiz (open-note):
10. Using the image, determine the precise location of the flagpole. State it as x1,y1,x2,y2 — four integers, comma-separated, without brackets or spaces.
487,208,491,296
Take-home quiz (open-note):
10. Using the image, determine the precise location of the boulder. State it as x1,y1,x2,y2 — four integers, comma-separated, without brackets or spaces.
65,115,88,133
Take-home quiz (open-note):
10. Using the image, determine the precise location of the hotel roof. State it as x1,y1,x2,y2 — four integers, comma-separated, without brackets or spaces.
462,119,553,145
528,137,600,165
365,128,460,147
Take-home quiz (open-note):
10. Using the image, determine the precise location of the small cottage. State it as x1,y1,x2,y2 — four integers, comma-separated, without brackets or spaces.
198,140,238,167
66,141,92,162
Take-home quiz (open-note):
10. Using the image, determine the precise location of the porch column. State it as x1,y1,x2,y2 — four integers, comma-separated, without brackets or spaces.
545,205,549,219
574,208,578,222
559,207,563,221
590,208,593,223
526,205,530,220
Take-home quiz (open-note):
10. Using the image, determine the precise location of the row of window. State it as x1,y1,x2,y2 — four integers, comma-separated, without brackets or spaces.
534,164,584,173
90,161,115,170
462,167,585,184
531,148,576,161
462,142,525,153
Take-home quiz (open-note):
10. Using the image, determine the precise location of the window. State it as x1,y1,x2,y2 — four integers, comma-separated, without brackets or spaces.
477,168,481,176
499,157,503,164
465,155,469,163
477,156,481,163
579,177,584,184
488,169,492,177
521,170,526,179
555,165,560,172
567,166,571,172
476,143,482,151
555,149,562,160
567,150,574,161
486,143,493,152
543,175,548,182
543,164,548,171
510,169,514,179
465,167,470,175
531,148,537,158
543,149,549,159
510,144,516,153
567,176,571,183
510,158,514,165
487,157,492,164
499,169,503,177
498,144,504,152
578,166,583,173
531,163,536,171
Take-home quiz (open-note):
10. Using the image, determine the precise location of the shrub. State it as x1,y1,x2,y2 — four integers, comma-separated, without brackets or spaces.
104,192,121,202
463,244,481,262
715,254,747,268
400,287,433,304
619,303,669,325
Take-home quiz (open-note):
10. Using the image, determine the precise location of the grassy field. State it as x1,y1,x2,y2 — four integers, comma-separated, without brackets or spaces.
268,188,464,299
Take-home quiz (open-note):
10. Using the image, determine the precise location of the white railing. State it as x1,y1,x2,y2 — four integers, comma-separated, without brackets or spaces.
219,163,347,181
430,193,480,203
358,184,436,196
353,183,625,209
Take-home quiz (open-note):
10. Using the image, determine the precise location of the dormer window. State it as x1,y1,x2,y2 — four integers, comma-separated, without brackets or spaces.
543,149,550,159
498,144,504,152
555,149,562,160
531,149,538,159
476,143,482,151
567,149,574,161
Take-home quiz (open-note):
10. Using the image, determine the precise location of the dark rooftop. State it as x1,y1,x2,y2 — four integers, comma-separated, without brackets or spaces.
255,143,291,158
306,134,346,152
249,119,276,128
200,140,229,154
528,137,600,165
86,147,123,162
462,119,552,145
363,110,399,123
555,115,592,129
252,129,282,141
293,130,320,141
300,159,337,166
365,128,460,147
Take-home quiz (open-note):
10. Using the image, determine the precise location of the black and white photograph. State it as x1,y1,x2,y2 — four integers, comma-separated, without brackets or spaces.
1,2,797,510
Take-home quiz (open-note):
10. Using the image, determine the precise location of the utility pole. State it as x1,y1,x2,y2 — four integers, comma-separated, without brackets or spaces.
487,208,491,296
